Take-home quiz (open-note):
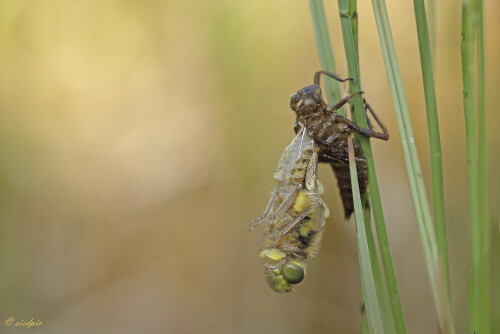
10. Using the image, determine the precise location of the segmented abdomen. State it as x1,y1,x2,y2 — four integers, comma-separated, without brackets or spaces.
318,139,367,218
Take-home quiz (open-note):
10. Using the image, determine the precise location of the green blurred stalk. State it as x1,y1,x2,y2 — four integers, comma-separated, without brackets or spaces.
363,201,396,334
361,205,370,334
309,2,389,332
412,0,451,305
345,104,384,334
369,0,456,332
348,0,359,73
348,5,372,331
348,0,361,129
462,0,489,332
477,0,490,332
309,0,343,113
347,0,397,332
338,1,406,333
425,0,436,63
461,1,478,332
346,7,373,310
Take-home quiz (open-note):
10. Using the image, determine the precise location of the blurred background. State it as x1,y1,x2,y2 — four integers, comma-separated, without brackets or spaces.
0,0,498,333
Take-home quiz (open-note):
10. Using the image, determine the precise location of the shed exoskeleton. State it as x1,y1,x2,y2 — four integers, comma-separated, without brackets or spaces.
290,71,389,218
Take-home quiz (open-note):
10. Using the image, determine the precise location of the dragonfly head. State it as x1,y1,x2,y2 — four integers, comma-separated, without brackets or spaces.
290,85,324,118
262,256,306,292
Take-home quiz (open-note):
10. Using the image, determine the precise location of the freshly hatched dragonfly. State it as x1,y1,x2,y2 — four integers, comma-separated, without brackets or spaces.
290,71,389,218
246,128,329,292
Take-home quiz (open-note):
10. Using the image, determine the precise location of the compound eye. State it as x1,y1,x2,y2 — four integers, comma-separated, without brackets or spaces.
295,99,304,109
290,95,303,110
282,261,305,284
303,98,316,109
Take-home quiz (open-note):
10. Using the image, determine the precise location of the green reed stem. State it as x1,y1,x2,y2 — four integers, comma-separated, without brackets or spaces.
369,0,456,332
477,0,490,332
337,1,406,333
462,0,488,332
347,1,396,332
346,104,384,334
363,199,396,334
361,201,370,334
412,0,451,305
309,0,343,113
425,0,436,63
461,0,478,332
348,0,359,71
361,294,369,334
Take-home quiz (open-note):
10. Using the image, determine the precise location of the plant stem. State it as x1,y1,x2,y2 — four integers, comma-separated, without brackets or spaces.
412,0,451,305
477,0,490,331
369,0,456,332
348,1,395,333
337,1,406,333
461,0,478,332
361,291,369,334
462,0,487,332
426,0,436,63
348,0,359,73
346,103,384,334
309,4,385,331
309,0,343,111
364,201,396,334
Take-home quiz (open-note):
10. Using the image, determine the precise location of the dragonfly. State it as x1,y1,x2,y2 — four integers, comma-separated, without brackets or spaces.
247,128,329,292
290,71,389,218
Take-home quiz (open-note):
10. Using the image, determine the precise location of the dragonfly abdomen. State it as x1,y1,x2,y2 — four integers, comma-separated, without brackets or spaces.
319,139,368,218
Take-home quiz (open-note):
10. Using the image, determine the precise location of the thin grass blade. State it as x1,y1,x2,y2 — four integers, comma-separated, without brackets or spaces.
369,0,455,332
412,0,451,304
309,0,343,110
477,0,490,332
425,0,436,63
462,0,487,332
346,103,384,334
337,1,406,333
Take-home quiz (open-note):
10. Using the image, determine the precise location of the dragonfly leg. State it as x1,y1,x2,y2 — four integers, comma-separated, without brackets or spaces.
322,95,389,141
270,212,307,246
247,216,266,232
281,244,307,259
335,113,387,140
246,191,278,231
345,98,390,140
329,91,364,111
250,184,302,232
314,70,354,86
267,184,302,221
363,98,389,140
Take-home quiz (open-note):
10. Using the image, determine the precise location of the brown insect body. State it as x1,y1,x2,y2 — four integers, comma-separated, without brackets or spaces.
318,137,367,219
291,72,388,218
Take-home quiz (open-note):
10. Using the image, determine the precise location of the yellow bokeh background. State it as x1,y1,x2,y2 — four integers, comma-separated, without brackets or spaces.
0,1,498,333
